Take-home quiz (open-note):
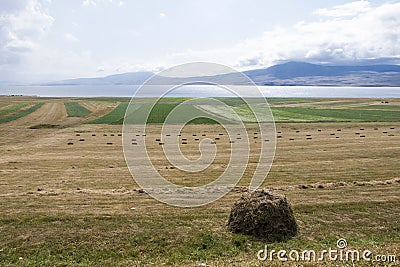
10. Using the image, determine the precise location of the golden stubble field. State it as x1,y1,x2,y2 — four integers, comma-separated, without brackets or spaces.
0,97,399,266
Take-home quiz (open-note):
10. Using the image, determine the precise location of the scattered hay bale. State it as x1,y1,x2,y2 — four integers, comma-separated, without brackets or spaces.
166,134,171,136
118,133,122,136
264,139,269,142
195,138,200,141
306,134,311,136
193,134,197,136
67,142,74,145
306,137,312,140
360,128,365,131
383,131,388,134
110,134,115,136
390,127,395,130
156,138,161,141
29,124,59,129
355,132,360,135
103,134,108,136
336,136,340,139
92,134,96,136
211,141,216,144
317,129,322,132
289,138,295,141
76,134,80,136
219,133,224,136
330,133,335,136
132,142,137,145
182,142,187,144
202,134,206,136
215,137,220,140
229,140,235,143
79,139,85,142
360,135,366,138
254,136,259,139
296,130,300,133
159,142,164,145
337,129,341,132
237,137,242,140
106,142,113,145
227,190,298,242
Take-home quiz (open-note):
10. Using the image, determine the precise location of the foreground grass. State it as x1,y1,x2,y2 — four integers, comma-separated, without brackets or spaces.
64,102,92,117
0,194,398,266
0,103,44,124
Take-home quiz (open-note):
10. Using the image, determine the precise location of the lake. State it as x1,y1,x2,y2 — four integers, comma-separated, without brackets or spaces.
1,85,400,98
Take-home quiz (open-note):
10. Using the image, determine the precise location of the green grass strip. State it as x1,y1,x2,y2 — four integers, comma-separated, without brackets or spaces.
273,107,400,122
87,102,129,124
64,102,92,117
0,103,29,116
0,103,44,124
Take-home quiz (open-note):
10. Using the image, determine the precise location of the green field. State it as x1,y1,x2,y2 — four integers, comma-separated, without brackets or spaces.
0,103,44,124
272,107,400,122
0,103,29,116
64,102,92,117
87,102,129,124
85,98,400,124
89,101,225,125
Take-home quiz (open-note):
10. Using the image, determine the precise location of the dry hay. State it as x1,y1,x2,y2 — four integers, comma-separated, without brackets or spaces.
227,190,298,242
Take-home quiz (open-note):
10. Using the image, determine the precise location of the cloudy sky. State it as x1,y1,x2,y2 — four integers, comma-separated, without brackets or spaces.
0,0,399,82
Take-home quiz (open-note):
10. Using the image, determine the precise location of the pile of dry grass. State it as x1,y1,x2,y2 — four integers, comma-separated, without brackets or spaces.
227,190,298,242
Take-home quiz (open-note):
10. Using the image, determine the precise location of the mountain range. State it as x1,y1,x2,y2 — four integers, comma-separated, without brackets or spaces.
43,61,400,87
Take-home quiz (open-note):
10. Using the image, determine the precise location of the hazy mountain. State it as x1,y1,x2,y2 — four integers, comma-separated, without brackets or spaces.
39,61,400,87
243,62,400,86
43,71,154,86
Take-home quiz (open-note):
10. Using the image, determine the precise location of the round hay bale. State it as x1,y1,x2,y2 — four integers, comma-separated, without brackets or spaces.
227,190,298,242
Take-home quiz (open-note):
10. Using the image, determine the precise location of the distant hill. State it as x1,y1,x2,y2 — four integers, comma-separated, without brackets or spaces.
243,61,400,86
44,71,154,86
39,61,400,87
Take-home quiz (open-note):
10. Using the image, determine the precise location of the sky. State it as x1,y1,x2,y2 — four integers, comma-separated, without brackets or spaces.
0,0,399,82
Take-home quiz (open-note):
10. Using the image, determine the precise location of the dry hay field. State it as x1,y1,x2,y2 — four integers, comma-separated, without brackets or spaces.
0,96,399,266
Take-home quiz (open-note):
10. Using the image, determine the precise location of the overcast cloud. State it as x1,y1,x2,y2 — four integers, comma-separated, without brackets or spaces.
0,0,399,82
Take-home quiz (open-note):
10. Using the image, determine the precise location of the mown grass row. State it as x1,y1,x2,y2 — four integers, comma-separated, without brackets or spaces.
64,102,92,117
0,103,29,116
0,103,44,124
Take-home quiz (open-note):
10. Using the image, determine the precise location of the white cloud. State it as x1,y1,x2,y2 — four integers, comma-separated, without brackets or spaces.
82,0,96,6
164,1,400,69
159,12,166,19
82,0,124,7
314,0,371,17
64,33,78,42
0,0,53,79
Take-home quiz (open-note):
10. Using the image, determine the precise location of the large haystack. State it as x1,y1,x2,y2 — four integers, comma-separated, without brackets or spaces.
227,190,298,242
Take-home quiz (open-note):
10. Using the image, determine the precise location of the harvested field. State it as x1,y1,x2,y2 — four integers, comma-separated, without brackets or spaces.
0,96,399,266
